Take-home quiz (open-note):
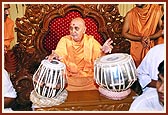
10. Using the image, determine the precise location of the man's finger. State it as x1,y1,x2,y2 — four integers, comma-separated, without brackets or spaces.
104,38,111,44
107,40,113,45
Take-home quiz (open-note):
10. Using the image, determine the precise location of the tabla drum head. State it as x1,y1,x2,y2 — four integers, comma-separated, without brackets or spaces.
96,53,131,66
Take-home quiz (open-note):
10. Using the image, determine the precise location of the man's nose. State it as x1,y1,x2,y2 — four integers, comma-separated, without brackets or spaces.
5,9,10,15
72,29,76,33
158,84,164,93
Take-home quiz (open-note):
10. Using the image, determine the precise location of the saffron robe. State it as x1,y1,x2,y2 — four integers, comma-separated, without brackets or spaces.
155,36,164,45
55,34,103,91
4,17,14,50
127,4,162,67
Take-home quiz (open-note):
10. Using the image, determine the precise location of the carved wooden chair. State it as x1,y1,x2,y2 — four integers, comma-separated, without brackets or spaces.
10,4,130,110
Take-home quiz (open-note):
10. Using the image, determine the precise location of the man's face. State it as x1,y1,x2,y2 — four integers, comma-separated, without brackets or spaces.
4,4,10,21
69,18,86,42
156,74,164,105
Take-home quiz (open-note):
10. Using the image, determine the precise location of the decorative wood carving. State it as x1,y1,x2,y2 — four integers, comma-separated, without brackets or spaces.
12,4,130,110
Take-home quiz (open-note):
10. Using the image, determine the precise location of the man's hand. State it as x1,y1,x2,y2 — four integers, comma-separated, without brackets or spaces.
47,50,62,62
141,36,150,48
101,38,113,53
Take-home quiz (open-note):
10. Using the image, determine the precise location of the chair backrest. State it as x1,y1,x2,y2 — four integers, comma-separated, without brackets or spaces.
14,4,130,69
43,10,105,53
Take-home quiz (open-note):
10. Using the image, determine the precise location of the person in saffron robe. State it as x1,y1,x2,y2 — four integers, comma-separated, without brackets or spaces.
4,4,14,51
3,4,17,111
122,4,163,67
4,4,18,73
48,17,113,91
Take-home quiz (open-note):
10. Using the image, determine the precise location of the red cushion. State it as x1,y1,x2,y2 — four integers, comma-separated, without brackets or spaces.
43,11,104,53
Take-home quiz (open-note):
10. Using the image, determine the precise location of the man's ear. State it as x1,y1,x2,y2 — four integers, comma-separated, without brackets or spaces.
83,26,86,33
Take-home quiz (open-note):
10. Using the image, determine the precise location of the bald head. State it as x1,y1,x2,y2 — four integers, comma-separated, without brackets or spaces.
71,17,86,27
4,4,10,21
69,17,86,42
4,4,10,8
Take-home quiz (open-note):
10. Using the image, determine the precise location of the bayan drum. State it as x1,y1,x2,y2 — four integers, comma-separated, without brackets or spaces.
30,59,68,107
94,53,137,100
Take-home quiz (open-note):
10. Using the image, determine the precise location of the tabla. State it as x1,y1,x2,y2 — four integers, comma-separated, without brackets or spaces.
94,53,137,100
30,59,68,107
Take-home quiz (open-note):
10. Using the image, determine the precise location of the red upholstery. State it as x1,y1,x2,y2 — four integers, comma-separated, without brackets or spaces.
43,11,104,52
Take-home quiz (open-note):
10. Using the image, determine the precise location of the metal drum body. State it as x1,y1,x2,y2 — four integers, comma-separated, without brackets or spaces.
94,53,137,100
33,59,66,98
30,59,68,108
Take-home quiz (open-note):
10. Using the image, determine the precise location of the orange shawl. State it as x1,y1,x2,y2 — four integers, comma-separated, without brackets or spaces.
4,17,14,50
128,4,162,67
55,34,103,91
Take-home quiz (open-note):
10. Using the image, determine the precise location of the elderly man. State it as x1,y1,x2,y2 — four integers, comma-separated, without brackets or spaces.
48,17,113,91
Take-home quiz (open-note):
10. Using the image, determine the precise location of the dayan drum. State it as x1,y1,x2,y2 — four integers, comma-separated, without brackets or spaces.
94,53,137,100
30,59,68,107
